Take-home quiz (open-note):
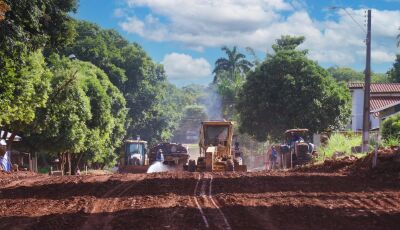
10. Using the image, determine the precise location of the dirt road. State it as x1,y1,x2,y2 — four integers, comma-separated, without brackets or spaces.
0,171,399,230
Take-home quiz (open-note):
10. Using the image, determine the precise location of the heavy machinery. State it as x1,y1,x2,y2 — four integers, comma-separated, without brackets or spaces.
188,121,247,172
148,143,189,165
271,129,313,169
119,139,149,173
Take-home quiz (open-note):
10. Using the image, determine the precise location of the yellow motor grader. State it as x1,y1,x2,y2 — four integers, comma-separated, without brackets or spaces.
187,121,247,172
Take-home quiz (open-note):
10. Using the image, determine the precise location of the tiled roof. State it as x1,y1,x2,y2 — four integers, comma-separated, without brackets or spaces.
348,82,400,93
348,82,364,88
370,96,400,112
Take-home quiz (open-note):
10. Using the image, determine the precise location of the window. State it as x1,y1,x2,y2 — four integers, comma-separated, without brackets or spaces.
204,125,229,146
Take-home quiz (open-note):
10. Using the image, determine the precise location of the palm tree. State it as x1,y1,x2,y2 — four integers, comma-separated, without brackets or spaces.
213,46,253,83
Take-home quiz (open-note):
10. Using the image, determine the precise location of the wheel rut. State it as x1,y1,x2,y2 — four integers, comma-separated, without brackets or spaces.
193,173,232,230
81,174,146,230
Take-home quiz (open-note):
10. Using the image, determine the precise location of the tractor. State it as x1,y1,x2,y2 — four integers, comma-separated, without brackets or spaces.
282,129,313,168
119,138,149,173
188,121,247,172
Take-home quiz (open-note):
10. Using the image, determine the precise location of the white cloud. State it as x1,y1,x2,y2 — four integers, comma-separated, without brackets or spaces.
161,53,212,79
113,8,126,18
119,0,400,66
372,50,396,63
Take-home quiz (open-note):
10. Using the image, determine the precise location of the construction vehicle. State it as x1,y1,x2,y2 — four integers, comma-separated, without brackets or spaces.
188,121,247,172
272,129,313,169
119,138,149,173
148,143,189,165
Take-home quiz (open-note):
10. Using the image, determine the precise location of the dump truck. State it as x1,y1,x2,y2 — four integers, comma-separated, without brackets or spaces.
148,143,189,165
119,139,149,173
188,121,247,172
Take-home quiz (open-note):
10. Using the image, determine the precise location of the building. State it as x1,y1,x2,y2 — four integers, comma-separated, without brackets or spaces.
348,83,400,131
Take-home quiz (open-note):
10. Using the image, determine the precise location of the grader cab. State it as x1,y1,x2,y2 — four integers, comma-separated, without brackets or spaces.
189,121,246,172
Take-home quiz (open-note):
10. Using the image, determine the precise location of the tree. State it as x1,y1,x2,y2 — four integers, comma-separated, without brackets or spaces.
0,50,51,148
237,36,351,141
0,0,77,57
61,21,175,145
215,71,245,119
213,46,253,83
387,55,400,83
327,66,364,82
381,113,400,141
172,105,208,143
328,66,390,83
23,56,127,174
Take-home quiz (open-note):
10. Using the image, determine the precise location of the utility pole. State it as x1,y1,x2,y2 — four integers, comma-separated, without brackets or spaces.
362,9,371,152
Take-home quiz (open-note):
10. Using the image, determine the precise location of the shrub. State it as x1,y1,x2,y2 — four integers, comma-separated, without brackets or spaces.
318,133,361,159
383,137,400,147
382,114,400,142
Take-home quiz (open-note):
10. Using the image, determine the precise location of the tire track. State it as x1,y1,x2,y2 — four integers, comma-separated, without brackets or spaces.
193,173,231,230
193,174,209,228
81,174,146,230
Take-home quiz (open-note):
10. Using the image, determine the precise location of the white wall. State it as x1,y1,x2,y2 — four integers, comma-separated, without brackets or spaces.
370,114,380,130
351,89,364,131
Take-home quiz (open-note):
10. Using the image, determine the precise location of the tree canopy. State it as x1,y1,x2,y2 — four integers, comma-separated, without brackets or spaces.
0,50,51,137
387,55,400,83
213,46,253,83
60,20,179,145
327,66,390,83
0,0,77,57
237,36,351,141
23,56,127,171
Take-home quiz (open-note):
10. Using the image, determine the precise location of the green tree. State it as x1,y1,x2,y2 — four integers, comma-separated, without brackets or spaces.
237,36,351,141
327,66,364,82
0,0,77,57
0,50,51,147
23,56,127,174
387,55,400,83
381,113,400,141
328,66,390,83
215,71,245,119
61,21,176,145
213,46,253,83
172,105,208,143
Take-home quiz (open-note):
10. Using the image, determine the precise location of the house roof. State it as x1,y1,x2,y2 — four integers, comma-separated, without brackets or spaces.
371,100,400,113
370,97,400,111
348,82,400,93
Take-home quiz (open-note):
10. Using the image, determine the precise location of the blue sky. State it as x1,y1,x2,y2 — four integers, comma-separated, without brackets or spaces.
74,0,400,86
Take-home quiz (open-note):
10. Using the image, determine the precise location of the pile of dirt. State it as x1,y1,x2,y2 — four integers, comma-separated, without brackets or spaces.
0,171,39,187
348,146,400,176
294,155,358,173
295,146,400,176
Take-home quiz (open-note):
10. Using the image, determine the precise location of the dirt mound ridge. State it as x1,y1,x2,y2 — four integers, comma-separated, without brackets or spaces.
295,146,400,175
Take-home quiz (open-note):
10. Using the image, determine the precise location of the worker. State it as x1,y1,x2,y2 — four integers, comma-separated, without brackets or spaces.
270,146,278,170
156,149,164,162
290,132,304,149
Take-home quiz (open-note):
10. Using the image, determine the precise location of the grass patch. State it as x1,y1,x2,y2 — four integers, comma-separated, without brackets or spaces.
317,133,362,161
383,137,400,147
